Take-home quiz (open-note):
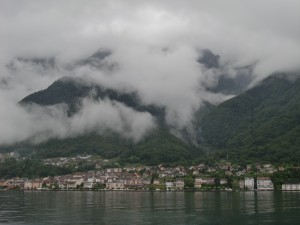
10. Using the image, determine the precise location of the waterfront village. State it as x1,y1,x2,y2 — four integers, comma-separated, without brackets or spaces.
0,153,300,191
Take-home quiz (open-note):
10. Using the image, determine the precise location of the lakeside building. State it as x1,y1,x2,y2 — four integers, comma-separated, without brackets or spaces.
220,179,227,185
83,177,95,189
257,177,274,190
166,182,174,190
106,180,125,190
282,183,300,191
194,178,202,188
67,174,84,189
24,179,42,190
175,179,185,190
201,178,215,185
239,180,245,189
244,177,255,190
124,177,144,189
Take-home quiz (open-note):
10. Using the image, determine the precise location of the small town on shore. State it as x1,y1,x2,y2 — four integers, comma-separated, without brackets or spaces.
0,152,300,191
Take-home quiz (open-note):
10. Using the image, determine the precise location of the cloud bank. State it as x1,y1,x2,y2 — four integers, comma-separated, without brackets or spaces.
0,0,299,145
0,96,156,145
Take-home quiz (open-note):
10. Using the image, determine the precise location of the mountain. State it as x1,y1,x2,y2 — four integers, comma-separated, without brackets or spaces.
200,73,300,163
20,76,165,120
197,49,253,95
8,69,300,165
18,76,200,165
197,49,220,69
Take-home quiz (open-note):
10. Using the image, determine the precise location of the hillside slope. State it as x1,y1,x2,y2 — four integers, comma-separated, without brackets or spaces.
18,77,199,164
200,73,300,163
20,77,165,119
9,73,300,164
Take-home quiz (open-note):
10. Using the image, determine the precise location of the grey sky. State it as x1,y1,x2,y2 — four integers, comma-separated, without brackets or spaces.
0,0,299,144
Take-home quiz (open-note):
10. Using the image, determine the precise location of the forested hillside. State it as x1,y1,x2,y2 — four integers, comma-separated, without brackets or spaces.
200,73,300,163
4,73,300,165
17,77,199,165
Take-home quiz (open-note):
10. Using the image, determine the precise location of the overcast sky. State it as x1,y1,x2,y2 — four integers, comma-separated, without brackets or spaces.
0,0,299,145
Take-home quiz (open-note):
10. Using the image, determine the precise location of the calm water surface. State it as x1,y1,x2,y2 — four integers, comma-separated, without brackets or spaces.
0,191,300,224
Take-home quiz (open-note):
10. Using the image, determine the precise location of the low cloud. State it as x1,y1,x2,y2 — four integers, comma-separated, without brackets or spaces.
70,98,157,143
0,96,156,145
0,0,299,145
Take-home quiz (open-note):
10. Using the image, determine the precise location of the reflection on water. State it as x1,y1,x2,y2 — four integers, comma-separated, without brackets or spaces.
0,191,300,225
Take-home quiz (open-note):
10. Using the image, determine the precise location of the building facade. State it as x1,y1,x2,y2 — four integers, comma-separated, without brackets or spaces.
257,177,274,190
244,177,255,190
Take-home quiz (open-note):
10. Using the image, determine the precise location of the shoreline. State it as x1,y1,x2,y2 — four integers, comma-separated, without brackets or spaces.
0,188,291,192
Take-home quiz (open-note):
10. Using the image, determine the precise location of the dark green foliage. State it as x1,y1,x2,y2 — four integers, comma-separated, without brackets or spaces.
184,175,195,189
35,133,132,159
0,158,72,179
32,129,199,165
121,129,199,165
200,73,300,163
271,167,300,189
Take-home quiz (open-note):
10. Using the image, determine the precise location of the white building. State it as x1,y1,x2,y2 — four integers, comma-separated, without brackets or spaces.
257,177,274,190
166,182,174,190
67,174,84,189
83,177,95,189
282,183,300,191
194,178,202,188
220,179,227,185
24,180,42,190
244,177,255,190
201,178,215,185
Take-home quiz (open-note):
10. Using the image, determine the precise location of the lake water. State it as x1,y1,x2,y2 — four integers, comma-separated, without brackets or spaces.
0,191,300,225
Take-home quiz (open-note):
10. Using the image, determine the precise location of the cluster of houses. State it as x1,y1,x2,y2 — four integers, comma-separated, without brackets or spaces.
1,166,300,191
42,155,103,169
40,156,282,177
1,159,300,191
0,169,154,191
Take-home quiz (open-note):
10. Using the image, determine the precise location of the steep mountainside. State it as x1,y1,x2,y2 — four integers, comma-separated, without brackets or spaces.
20,77,165,120
8,72,300,164
32,129,198,165
200,73,300,163
18,77,199,164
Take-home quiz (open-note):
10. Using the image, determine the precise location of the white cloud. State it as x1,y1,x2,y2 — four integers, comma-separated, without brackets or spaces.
0,96,156,145
0,0,299,145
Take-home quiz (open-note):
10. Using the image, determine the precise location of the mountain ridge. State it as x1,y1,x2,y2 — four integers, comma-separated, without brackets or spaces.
3,72,300,164
200,72,300,163
17,76,199,164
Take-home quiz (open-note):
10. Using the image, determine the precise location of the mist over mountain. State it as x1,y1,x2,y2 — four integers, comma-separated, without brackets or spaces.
6,69,299,164
17,75,199,165
198,49,254,95
20,76,165,119
1,1,300,164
